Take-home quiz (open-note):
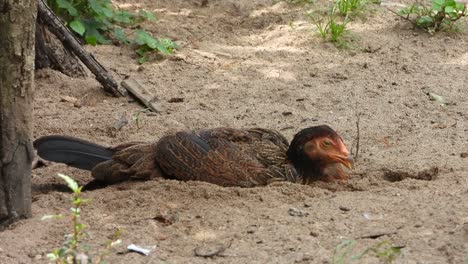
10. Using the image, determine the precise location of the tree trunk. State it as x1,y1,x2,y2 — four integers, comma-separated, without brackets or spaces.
35,20,87,78
0,0,36,228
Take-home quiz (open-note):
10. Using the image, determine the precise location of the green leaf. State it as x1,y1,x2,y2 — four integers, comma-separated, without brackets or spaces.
160,38,178,50
455,2,465,11
57,173,79,192
417,16,434,26
136,46,149,56
114,10,135,24
138,10,156,21
76,223,85,230
85,35,98,45
86,27,111,45
135,30,173,55
432,0,445,11
445,5,454,14
398,7,411,15
112,27,130,44
89,0,114,18
56,0,78,16
70,20,86,36
445,0,456,7
46,252,59,260
138,56,149,64
135,30,151,45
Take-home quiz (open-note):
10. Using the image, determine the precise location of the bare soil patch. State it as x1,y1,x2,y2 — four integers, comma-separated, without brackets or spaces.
1,0,467,263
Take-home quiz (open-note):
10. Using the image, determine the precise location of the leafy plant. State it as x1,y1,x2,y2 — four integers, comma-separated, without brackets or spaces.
329,14,349,44
132,107,150,130
46,0,177,62
43,173,121,263
332,239,403,264
333,239,357,264
134,31,177,63
335,0,367,17
308,7,351,48
397,0,466,33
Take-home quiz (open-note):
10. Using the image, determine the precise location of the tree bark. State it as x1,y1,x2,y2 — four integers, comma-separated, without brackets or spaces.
35,20,87,78
0,0,36,228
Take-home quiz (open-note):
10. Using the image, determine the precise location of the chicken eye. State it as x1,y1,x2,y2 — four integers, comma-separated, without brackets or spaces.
322,140,332,148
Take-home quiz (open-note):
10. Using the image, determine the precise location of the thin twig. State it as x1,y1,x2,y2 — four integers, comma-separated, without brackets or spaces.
354,110,361,161
350,98,362,161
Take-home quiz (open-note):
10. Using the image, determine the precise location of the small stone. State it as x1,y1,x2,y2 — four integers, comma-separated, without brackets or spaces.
194,243,228,258
246,225,256,234
460,152,468,158
310,231,319,237
168,97,184,103
288,207,309,217
339,206,351,212
60,96,78,103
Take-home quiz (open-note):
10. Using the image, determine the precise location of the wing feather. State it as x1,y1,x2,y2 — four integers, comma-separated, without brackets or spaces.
155,129,276,187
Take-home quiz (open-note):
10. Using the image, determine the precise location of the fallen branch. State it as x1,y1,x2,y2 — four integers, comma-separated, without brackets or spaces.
121,79,164,113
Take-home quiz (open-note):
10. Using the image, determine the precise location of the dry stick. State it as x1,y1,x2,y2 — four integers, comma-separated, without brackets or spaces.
37,0,126,97
350,99,361,162
354,110,361,161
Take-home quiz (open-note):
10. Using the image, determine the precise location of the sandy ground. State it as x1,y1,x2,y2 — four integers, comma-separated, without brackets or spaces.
1,0,467,263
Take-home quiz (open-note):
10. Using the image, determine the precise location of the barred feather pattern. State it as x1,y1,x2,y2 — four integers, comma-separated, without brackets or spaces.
90,127,306,187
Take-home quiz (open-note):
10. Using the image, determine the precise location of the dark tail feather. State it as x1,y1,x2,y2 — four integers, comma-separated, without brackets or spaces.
33,135,115,171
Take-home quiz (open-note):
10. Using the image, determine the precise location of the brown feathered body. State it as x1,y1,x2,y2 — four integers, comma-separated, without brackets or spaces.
35,125,351,186
92,128,307,187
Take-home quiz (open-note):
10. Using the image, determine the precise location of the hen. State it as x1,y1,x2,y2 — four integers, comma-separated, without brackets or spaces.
34,125,353,187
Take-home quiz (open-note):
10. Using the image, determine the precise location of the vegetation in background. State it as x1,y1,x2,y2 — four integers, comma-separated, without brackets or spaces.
43,173,121,263
335,0,367,17
308,8,350,47
307,3,353,48
332,239,403,264
305,0,382,48
396,0,466,33
46,0,177,63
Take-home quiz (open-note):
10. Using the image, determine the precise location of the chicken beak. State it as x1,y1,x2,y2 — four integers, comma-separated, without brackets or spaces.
331,155,354,169
342,155,354,170
334,155,354,170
